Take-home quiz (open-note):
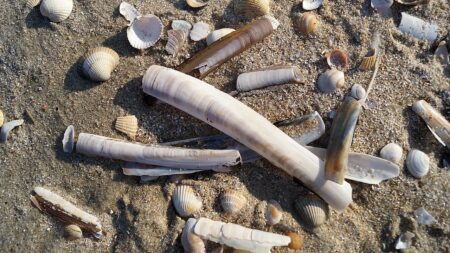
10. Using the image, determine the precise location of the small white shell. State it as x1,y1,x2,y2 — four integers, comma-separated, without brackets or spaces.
206,28,235,46
115,115,138,140
190,22,210,41
350,84,366,100
182,218,206,253
40,0,73,22
234,0,270,18
127,15,163,49
435,41,449,65
302,0,323,10
26,0,41,8
220,189,246,214
317,69,345,93
406,149,430,178
380,143,403,164
295,196,328,228
399,12,438,42
119,2,141,23
186,0,208,8
82,47,119,82
173,185,202,217
165,29,187,56
172,20,192,34
62,125,75,153
64,224,83,241
265,200,282,226
0,119,24,143
0,110,4,127
371,0,393,12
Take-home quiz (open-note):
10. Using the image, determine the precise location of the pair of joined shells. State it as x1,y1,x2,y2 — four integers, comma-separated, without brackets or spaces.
40,0,73,22
264,200,282,226
115,115,138,140
406,149,429,178
234,0,270,18
220,189,246,214
173,185,202,217
380,143,403,164
82,47,119,82
127,15,163,49
295,196,329,228
317,69,345,93
296,12,318,35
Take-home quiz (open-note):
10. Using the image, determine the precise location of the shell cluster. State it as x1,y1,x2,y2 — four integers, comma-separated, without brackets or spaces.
264,200,283,226
40,0,73,22
115,115,138,140
173,185,202,217
82,47,119,82
317,69,345,93
295,196,329,228
380,143,403,164
406,149,430,178
220,189,246,214
234,0,270,18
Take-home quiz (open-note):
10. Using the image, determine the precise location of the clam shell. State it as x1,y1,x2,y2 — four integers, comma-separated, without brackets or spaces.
64,224,83,241
119,2,141,23
0,119,24,143
287,232,304,250
206,28,236,46
127,14,163,49
172,20,192,34
380,143,403,164
234,0,270,18
396,0,429,5
165,29,187,56
297,12,318,35
221,189,246,214
115,115,138,140
26,0,41,8
173,185,202,217
182,218,206,253
350,84,366,100
40,0,73,22
265,200,282,226
190,22,210,41
82,47,119,82
326,49,349,69
0,110,4,127
62,125,75,153
406,149,429,178
295,196,329,228
186,0,208,8
302,0,323,10
317,69,345,93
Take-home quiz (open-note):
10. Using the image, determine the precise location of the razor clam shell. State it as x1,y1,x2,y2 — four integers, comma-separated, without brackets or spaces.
236,65,303,92
412,100,450,148
26,0,41,8
119,2,141,23
221,189,247,214
317,69,345,93
265,200,283,226
76,133,242,169
115,115,138,139
406,149,429,178
182,218,206,253
0,110,4,127
0,119,24,143
40,0,73,22
396,0,429,5
123,163,204,177
295,196,328,228
380,143,403,164
178,16,279,78
302,0,323,10
62,125,75,153
399,12,438,42
206,28,236,46
82,47,120,82
190,22,210,41
165,29,187,56
193,217,291,252
173,185,202,217
233,0,270,18
186,0,208,8
127,15,163,49
142,65,352,211
31,187,102,233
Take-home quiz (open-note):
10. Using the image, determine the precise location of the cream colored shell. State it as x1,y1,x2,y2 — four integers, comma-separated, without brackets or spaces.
206,28,235,45
295,196,328,228
264,200,282,226
26,0,41,8
186,0,208,8
350,84,366,100
234,0,270,18
380,143,403,164
127,15,163,49
182,218,206,253
115,115,138,140
317,69,345,93
0,110,4,127
297,12,318,35
82,47,119,82
40,0,73,22
64,224,83,241
173,185,202,217
302,0,323,10
406,149,429,178
360,48,378,71
220,189,246,214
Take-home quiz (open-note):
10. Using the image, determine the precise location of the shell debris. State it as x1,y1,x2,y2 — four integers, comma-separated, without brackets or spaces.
115,115,138,140
287,232,304,250
119,2,141,24
173,185,202,217
0,119,24,143
165,29,188,56
172,20,192,35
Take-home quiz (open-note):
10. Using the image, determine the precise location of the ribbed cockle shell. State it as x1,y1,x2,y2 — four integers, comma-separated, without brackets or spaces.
233,0,270,18
317,69,345,93
26,0,41,8
82,47,119,82
295,196,329,228
173,185,202,217
115,115,138,140
406,149,429,178
220,189,246,214
40,0,73,22
380,143,403,164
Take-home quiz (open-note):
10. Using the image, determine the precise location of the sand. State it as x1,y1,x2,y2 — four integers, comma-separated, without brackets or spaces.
0,0,449,252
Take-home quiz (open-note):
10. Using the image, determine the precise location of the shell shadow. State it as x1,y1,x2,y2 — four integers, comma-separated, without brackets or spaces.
25,6,53,30
63,56,100,91
101,27,138,58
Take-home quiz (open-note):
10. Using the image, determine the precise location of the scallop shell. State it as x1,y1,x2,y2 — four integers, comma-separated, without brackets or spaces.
380,143,403,164
350,84,366,100
317,69,345,93
190,22,210,41
0,119,24,143
265,200,282,226
62,125,75,153
297,12,318,35
406,149,429,178
287,232,304,250
26,0,41,8
186,0,208,8
295,196,329,228
326,49,349,69
64,224,83,241
0,110,4,127
302,0,323,10
173,185,202,217
40,0,73,22
234,0,270,18
115,115,138,140
172,20,192,34
165,29,187,56
82,47,119,82
127,14,163,49
182,218,206,253
206,28,236,46
220,189,246,214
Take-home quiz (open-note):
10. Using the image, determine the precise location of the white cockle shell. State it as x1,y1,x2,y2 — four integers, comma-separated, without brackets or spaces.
221,189,246,214
317,69,345,93
380,143,403,164
82,47,119,82
115,115,138,140
173,185,202,217
127,14,163,49
302,0,323,10
40,0,73,22
350,84,366,100
406,149,430,178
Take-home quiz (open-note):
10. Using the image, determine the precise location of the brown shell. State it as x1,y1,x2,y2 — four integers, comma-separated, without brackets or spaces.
287,232,304,250
115,115,138,140
297,12,318,35
326,49,349,69
359,48,378,71
234,0,270,18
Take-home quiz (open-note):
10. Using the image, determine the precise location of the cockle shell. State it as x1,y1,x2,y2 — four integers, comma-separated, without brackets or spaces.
380,143,403,164
0,119,24,143
172,20,192,35
287,232,304,250
221,189,246,214
297,12,318,35
166,29,187,56
119,2,141,23
406,149,429,178
26,0,41,8
190,22,210,41
82,47,119,82
182,218,206,253
64,224,83,241
115,115,138,140
302,0,323,10
173,185,202,217
127,14,163,49
295,196,329,228
396,0,429,5
350,84,366,100
0,110,4,127
233,0,270,18
62,125,75,153
206,28,236,46
40,0,73,22
186,0,208,8
265,200,282,226
317,69,345,93
326,49,349,69
360,53,377,71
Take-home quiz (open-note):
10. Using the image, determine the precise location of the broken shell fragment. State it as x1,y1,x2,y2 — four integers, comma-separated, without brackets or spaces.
82,47,119,82
265,200,283,226
406,149,429,178
317,69,345,93
435,41,449,65
0,110,4,127
165,29,188,56
302,0,323,10
414,207,435,225
206,28,236,46
395,231,415,250
64,224,83,241
297,12,318,35
371,0,393,14
40,0,73,22
221,189,246,214
399,12,438,42
233,0,270,18
326,49,349,69
127,14,163,49
62,125,75,153
115,115,138,139
172,20,192,34
236,65,303,92
186,0,208,8
182,218,206,253
350,84,366,100
26,0,41,8
173,185,202,217
287,232,303,250
396,0,429,5
295,196,328,228
0,119,24,143
412,100,450,148
380,143,403,164
119,2,141,24
190,22,210,41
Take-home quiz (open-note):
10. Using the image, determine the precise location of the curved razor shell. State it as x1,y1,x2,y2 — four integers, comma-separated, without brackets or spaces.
236,65,303,92
399,13,438,42
142,65,352,211
76,133,241,169
31,187,102,234
178,16,279,78
193,217,290,253
412,100,450,148
0,119,24,143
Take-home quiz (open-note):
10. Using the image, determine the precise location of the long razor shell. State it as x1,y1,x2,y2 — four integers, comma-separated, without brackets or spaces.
412,100,450,148
76,133,242,169
178,16,279,79
325,97,362,184
142,65,352,211
123,162,204,176
0,119,24,143
31,187,102,234
236,65,303,92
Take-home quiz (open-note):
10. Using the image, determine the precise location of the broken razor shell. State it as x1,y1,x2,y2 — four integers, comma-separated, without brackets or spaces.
412,100,450,148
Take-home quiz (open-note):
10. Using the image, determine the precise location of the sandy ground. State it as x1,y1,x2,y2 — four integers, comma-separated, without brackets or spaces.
0,0,449,252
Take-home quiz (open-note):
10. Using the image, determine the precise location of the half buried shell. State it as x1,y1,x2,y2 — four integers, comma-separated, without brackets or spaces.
220,189,246,214
82,47,119,82
295,195,329,229
115,115,138,140
173,185,202,217
233,0,270,19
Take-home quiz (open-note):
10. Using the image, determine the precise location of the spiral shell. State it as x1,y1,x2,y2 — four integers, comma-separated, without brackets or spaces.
326,49,349,69
82,47,119,82
64,224,83,241
0,110,4,127
173,185,202,217
206,28,236,46
115,115,138,140
62,125,75,153
40,0,73,22
380,143,403,164
165,29,187,56
297,12,318,35
190,22,210,41
302,0,323,10
182,218,206,253
406,149,429,178
234,0,270,18
287,232,304,250
265,200,282,226
127,15,163,49
295,196,329,228
317,69,345,93
350,84,366,100
220,189,246,214
26,0,41,8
